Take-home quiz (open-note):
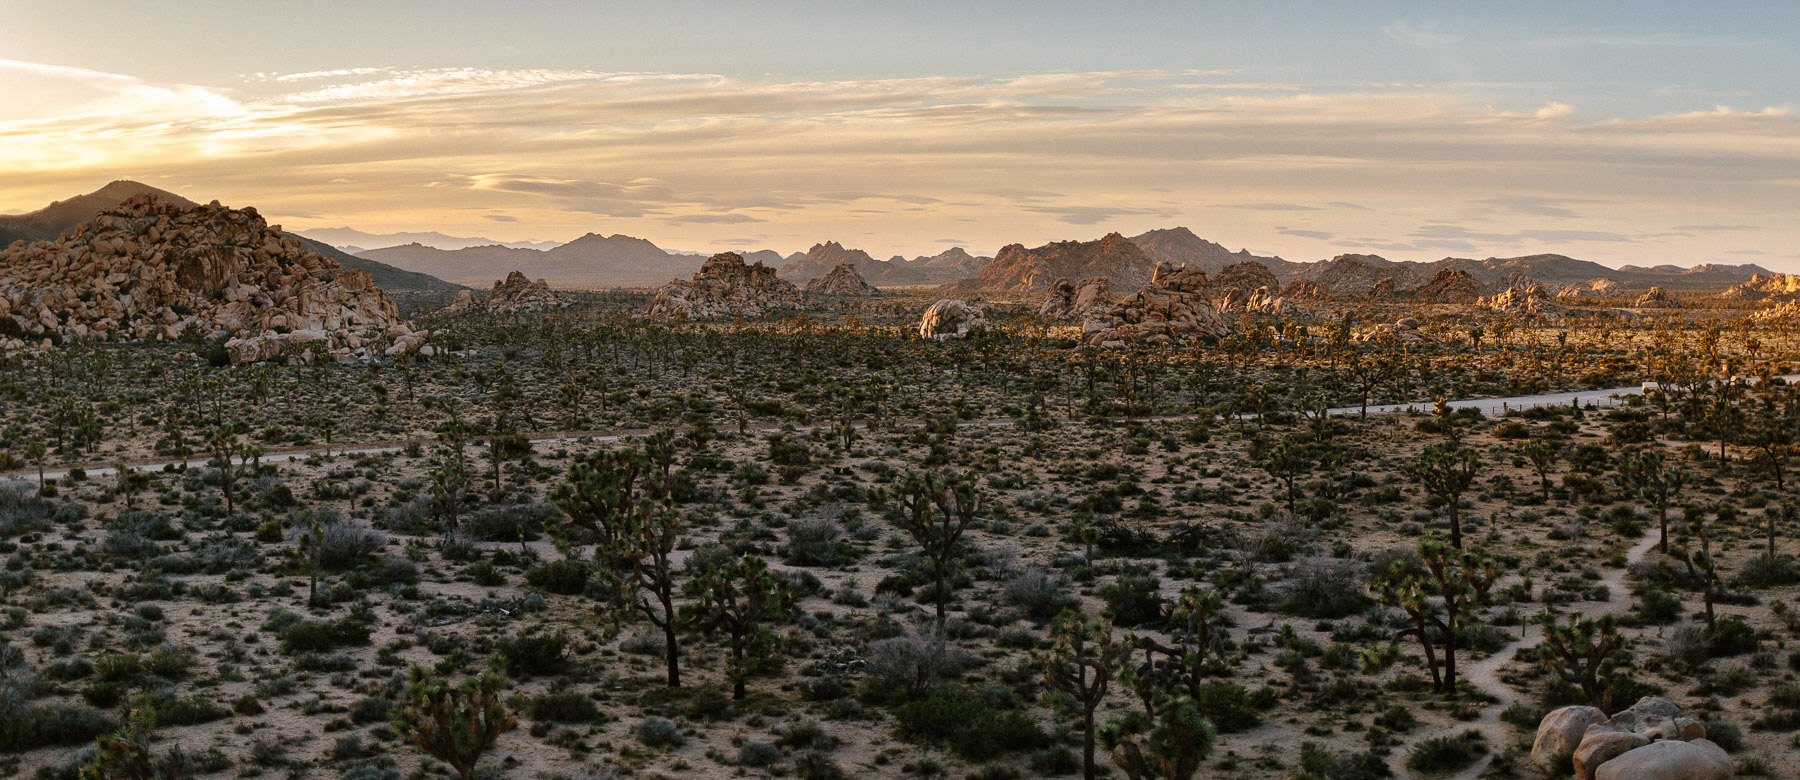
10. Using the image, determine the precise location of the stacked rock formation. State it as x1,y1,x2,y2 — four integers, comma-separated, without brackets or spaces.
1478,282,1566,318
1532,698,1728,780
0,195,422,362
1037,277,1115,320
917,299,988,339
1411,268,1485,302
1633,287,1675,308
1079,262,1230,347
804,263,882,296
645,253,801,319
445,271,568,314
1722,272,1800,302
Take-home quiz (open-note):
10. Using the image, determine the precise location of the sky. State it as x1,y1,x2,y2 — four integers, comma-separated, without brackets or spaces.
2,0,1797,268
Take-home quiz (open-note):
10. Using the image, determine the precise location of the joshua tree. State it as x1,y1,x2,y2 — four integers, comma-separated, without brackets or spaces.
1099,696,1215,780
1369,538,1498,695
428,448,472,542
1536,611,1630,706
1036,610,1124,780
1254,436,1313,514
882,469,982,627
79,694,157,780
298,518,326,608
1521,439,1562,501
1670,510,1720,638
1408,442,1480,548
680,553,797,699
551,443,685,686
207,428,244,515
1617,449,1688,553
390,656,517,780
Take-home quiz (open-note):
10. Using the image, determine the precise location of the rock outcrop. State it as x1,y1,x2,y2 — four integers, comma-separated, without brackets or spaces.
1634,287,1675,308
1411,268,1485,302
1535,698,1728,780
918,299,988,339
445,271,567,314
1722,272,1800,303
965,233,1156,292
645,253,801,319
1478,283,1566,318
1355,317,1435,346
1753,299,1800,322
1079,262,1230,347
1038,277,1115,320
1560,277,1627,298
0,195,421,361
804,263,882,296
1280,279,1327,300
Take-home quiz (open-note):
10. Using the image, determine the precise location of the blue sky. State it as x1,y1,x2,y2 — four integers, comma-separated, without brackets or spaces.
2,1,1796,267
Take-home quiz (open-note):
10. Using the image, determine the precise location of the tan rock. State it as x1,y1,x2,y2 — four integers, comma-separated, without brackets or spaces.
918,299,988,339
1593,739,1732,780
646,253,800,319
1532,706,1608,770
1574,727,1649,780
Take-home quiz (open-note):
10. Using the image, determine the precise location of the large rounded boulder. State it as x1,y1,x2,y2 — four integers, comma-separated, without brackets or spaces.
1594,739,1732,780
1532,706,1607,770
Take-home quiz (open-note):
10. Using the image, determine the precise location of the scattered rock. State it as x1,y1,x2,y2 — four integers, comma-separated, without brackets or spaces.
1355,317,1435,346
646,253,801,319
918,299,988,339
1280,279,1327,300
804,263,882,296
0,194,419,361
1533,706,1608,771
1593,739,1732,780
1559,277,1626,298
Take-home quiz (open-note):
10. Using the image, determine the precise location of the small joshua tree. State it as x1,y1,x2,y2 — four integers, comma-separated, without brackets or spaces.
882,469,982,627
390,656,517,780
681,553,798,699
1099,695,1215,780
79,694,157,780
1036,609,1124,780
1536,611,1629,706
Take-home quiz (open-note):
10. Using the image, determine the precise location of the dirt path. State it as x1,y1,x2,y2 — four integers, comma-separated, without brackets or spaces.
1388,531,1660,777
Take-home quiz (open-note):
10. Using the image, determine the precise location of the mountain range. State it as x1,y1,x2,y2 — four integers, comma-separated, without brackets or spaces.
779,242,990,286
0,182,463,292
298,226,562,252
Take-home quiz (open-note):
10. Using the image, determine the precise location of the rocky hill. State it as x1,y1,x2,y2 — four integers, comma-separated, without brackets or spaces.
962,232,1155,292
804,263,882,296
779,241,883,283
359,232,701,289
0,195,422,360
646,253,800,319
1410,268,1486,302
0,181,458,292
1129,227,1293,275
445,271,569,314
1478,283,1565,318
1081,261,1229,346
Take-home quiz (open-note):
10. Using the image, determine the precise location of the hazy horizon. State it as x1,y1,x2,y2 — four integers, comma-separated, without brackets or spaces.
3,1,1797,270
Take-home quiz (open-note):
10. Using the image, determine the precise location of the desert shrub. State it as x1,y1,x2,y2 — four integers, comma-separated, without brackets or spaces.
318,519,386,569
348,696,389,724
1709,617,1760,657
281,619,372,654
1406,729,1486,773
1003,568,1075,622
1098,572,1165,627
498,633,568,678
785,516,857,566
526,559,589,595
463,502,553,542
154,695,229,726
1194,683,1267,734
0,482,56,537
527,691,599,723
634,716,685,748
23,701,116,748
737,740,781,768
894,686,1048,758
1295,742,1389,780
1634,587,1682,624
866,623,966,698
1707,719,1744,751
1280,557,1372,618
1736,554,1799,588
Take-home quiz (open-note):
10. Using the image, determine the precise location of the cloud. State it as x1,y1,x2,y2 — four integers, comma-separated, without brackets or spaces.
1216,202,1324,211
484,214,519,222
1383,21,1464,48
661,213,764,224
1022,205,1177,225
1277,228,1335,240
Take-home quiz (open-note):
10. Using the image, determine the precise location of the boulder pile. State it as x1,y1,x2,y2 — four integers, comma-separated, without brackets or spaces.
1531,697,1729,780
1559,277,1626,298
1634,287,1675,308
1355,317,1435,346
1412,268,1485,302
645,253,801,319
446,271,567,314
804,263,882,296
1478,282,1566,318
1078,262,1230,347
1280,279,1327,300
918,299,988,339
0,195,421,362
1038,277,1114,320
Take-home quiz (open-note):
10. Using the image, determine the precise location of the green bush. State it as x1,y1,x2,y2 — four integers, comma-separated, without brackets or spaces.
498,633,568,678
526,690,599,723
1194,683,1267,734
894,686,1048,758
281,619,372,654
1098,573,1166,627
1406,729,1487,773
525,559,589,595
